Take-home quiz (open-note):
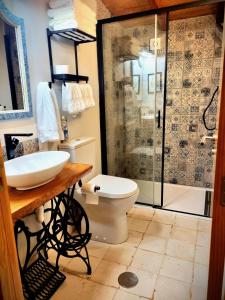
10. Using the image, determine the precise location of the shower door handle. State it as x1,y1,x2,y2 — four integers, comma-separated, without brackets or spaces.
157,110,161,129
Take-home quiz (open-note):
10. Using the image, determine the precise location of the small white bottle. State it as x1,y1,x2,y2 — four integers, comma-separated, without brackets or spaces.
61,115,69,141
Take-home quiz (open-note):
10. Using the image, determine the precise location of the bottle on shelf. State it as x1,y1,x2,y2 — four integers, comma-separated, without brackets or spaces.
61,115,69,141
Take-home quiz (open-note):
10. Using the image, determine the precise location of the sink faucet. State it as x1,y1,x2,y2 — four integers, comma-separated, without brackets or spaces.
4,133,33,160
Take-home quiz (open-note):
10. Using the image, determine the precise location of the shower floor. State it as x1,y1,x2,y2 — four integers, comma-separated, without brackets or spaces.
135,180,212,216
163,183,212,216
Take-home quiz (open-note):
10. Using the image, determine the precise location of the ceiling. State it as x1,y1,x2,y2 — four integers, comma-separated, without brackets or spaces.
101,0,220,20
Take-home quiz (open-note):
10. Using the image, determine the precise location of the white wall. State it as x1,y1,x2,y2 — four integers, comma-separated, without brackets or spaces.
0,0,102,176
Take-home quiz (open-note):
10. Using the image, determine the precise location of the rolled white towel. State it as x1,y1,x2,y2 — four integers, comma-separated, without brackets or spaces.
49,0,72,9
48,7,73,19
49,18,78,31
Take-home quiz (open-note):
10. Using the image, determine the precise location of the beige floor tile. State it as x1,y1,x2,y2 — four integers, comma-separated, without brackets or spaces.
154,275,191,300
171,226,197,244
193,263,209,287
146,222,172,238
104,244,136,266
91,259,127,288
175,214,198,230
64,255,101,277
139,234,167,254
166,239,195,261
120,266,157,298
195,245,210,265
47,249,72,270
160,256,193,283
196,231,210,247
128,206,154,221
77,278,116,300
131,248,163,274
113,290,143,300
87,240,109,259
124,231,143,248
128,217,149,233
51,274,83,300
152,210,176,225
191,285,207,300
198,219,212,233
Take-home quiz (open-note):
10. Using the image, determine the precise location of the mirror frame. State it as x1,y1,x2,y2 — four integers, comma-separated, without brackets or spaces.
0,0,32,120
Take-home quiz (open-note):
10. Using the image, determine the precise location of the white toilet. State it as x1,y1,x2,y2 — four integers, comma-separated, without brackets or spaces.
59,137,139,244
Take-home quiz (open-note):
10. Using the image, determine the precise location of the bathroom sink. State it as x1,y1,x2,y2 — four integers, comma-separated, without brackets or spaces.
5,151,70,190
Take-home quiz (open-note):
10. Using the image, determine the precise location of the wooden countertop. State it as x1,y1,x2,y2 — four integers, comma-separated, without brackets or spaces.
9,163,92,222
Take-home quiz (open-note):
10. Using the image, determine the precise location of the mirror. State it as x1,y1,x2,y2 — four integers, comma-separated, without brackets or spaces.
0,0,32,120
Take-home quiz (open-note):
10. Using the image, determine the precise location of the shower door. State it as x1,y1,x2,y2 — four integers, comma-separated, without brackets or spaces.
98,13,167,206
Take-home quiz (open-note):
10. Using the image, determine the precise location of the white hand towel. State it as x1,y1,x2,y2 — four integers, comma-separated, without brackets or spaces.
36,82,64,143
86,84,95,107
48,7,73,19
49,0,72,9
62,83,85,115
49,18,78,31
80,84,95,109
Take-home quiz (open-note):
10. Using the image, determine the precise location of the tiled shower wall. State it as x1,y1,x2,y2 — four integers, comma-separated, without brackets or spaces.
165,15,222,188
104,14,222,190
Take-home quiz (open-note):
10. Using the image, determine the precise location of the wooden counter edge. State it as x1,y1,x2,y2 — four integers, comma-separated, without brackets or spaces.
9,163,92,222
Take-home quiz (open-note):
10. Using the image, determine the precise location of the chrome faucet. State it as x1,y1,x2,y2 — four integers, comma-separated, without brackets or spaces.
4,133,33,160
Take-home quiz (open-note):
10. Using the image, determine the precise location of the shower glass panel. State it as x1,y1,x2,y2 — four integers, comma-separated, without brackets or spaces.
101,13,167,206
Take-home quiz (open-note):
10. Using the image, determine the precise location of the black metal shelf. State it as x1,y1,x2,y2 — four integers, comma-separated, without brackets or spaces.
48,28,96,44
47,28,96,84
53,74,89,83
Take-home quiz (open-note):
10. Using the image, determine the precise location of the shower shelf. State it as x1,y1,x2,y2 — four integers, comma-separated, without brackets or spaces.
47,28,96,84
119,55,139,62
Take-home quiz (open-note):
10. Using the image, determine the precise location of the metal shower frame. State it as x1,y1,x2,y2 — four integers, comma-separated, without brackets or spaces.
96,0,225,209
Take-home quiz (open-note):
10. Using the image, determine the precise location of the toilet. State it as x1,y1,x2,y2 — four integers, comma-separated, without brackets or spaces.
59,137,139,244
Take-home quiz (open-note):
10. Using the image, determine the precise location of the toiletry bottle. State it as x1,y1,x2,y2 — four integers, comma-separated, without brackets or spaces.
61,116,69,141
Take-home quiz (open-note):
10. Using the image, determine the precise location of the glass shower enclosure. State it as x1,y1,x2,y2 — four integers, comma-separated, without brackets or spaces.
97,13,167,206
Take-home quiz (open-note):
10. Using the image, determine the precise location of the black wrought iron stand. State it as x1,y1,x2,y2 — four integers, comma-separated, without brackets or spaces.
14,183,92,300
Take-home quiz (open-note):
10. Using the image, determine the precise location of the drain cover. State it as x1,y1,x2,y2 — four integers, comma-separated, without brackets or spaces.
118,272,138,288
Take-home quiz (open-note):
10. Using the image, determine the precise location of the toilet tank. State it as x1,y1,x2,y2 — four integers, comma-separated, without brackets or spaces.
58,137,96,181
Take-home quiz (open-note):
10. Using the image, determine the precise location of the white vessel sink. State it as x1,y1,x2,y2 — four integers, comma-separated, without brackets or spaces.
5,151,70,190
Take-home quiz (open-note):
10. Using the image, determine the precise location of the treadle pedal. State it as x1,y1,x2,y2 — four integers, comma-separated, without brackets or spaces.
22,255,66,300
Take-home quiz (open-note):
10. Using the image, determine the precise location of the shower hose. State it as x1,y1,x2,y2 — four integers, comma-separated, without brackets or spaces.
202,86,219,131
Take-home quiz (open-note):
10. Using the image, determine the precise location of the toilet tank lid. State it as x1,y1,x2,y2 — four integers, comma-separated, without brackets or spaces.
59,137,95,150
89,174,139,199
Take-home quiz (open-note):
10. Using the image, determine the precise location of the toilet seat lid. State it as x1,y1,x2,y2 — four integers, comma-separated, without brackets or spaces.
89,175,138,199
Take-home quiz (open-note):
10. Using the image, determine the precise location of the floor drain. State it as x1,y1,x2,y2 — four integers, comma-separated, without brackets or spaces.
118,272,139,288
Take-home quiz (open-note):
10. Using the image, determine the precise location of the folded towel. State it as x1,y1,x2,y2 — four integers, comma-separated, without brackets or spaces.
80,84,95,109
62,83,85,115
36,82,64,143
49,18,78,31
48,7,73,18
49,0,72,9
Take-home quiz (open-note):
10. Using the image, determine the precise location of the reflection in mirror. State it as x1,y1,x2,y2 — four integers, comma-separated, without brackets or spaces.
0,18,24,110
0,0,32,120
